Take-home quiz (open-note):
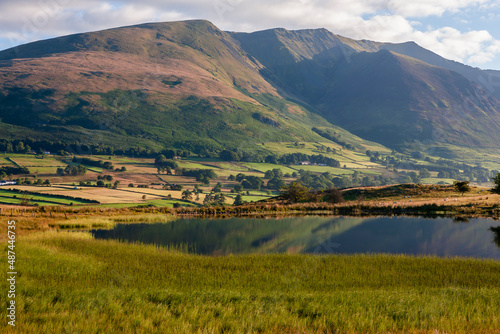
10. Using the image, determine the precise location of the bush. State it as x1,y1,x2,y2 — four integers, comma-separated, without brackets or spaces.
323,188,344,203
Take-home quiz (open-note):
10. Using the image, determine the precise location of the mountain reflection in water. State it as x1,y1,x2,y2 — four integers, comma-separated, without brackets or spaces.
91,216,500,259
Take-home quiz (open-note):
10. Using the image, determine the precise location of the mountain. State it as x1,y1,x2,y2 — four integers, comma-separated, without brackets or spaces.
231,28,500,149
0,20,500,156
0,20,353,155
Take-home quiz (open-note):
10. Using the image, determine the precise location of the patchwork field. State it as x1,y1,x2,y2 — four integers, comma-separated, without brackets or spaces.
0,145,496,209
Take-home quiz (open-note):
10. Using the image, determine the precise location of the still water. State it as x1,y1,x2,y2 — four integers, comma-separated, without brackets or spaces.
91,216,500,259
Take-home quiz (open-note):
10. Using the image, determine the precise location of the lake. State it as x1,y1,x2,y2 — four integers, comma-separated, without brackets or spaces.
91,216,500,259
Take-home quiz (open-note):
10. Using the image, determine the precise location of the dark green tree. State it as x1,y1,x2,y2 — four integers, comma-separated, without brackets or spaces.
280,182,311,203
182,189,193,201
454,180,471,196
492,172,500,194
233,194,244,206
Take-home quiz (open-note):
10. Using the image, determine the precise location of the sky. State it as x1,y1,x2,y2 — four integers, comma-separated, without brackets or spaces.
1,0,500,70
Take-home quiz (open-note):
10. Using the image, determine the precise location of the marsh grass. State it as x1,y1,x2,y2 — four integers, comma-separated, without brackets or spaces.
48,213,174,229
1,231,499,333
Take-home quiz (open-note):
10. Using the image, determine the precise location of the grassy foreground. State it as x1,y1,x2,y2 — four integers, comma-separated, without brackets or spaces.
1,231,499,333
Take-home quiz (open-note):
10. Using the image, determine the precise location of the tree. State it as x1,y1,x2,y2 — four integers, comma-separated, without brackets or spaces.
264,170,274,179
233,194,244,206
419,168,431,179
454,180,471,196
170,184,183,191
438,171,450,179
492,172,500,194
265,155,278,164
323,188,344,203
203,193,214,206
219,150,239,161
241,176,263,190
408,171,420,183
214,193,226,205
212,182,222,193
15,142,25,153
154,154,178,170
267,176,285,190
182,189,193,201
155,154,167,164
281,182,311,203
361,176,371,187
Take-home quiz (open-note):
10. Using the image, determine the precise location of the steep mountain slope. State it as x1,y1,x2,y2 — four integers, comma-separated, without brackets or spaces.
378,41,500,101
232,28,500,149
320,50,500,147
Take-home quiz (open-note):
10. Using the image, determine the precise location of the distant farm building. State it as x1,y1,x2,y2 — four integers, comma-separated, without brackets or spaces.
0,181,17,186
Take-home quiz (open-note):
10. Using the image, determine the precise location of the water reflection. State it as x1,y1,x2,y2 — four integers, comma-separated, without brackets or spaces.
91,216,500,259
491,226,500,248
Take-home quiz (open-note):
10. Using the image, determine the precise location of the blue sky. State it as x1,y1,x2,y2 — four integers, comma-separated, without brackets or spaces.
1,0,500,69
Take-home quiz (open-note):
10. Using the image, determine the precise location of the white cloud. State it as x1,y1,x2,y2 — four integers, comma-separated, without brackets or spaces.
387,0,489,17
0,0,499,68
413,28,493,63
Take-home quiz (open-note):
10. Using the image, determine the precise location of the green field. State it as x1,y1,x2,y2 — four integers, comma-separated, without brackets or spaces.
294,165,354,175
0,189,94,206
242,162,297,174
9,156,67,167
25,166,60,174
175,160,221,170
0,157,15,166
2,231,498,333
421,177,455,185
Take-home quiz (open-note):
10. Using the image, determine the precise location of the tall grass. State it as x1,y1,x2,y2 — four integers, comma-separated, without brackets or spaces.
49,213,174,229
1,231,499,333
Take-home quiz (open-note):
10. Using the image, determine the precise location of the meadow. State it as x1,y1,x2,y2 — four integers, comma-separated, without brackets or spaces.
0,231,498,333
